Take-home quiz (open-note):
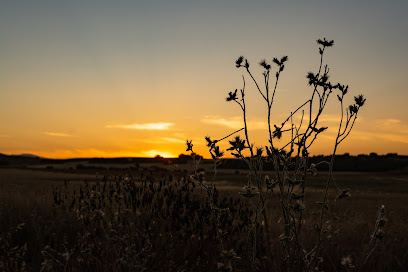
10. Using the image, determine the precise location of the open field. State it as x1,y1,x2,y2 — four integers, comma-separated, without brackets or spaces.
1,165,408,271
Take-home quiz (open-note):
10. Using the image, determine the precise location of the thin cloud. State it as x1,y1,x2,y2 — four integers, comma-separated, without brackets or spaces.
161,137,186,143
278,113,354,124
173,132,187,138
351,131,408,144
300,118,408,145
374,118,408,133
106,122,174,130
201,116,266,130
354,118,408,144
43,132,74,137
318,114,341,123
316,118,408,145
0,134,10,138
377,133,408,144
141,137,186,144
381,118,401,124
201,116,242,129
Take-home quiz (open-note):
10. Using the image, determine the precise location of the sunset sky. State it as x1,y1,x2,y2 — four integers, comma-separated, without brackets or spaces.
1,1,408,159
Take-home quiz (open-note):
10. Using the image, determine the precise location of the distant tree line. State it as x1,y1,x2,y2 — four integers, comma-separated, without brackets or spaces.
1,153,407,172
215,153,408,172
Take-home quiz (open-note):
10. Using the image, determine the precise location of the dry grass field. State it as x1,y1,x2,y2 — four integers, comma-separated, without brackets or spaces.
1,165,407,271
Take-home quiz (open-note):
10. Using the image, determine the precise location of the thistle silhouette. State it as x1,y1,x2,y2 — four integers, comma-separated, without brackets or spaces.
185,38,381,271
226,89,238,102
186,140,193,152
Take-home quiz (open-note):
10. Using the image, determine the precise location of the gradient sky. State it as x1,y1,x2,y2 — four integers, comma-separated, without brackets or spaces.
1,0,407,158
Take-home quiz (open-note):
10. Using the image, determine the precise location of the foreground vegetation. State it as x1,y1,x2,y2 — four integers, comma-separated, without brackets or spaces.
2,38,406,271
179,37,392,271
0,167,407,271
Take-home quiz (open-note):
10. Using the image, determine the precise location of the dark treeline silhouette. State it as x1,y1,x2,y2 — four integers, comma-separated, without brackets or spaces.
1,153,407,172
217,153,408,172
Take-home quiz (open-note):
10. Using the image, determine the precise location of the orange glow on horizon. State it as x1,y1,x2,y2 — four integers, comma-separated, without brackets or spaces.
9,149,179,160
1,2,408,158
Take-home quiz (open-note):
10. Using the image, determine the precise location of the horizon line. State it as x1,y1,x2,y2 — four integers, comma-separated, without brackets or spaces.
1,152,406,161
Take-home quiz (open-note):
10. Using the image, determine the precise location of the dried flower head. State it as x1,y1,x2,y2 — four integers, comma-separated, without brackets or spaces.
290,192,304,200
378,218,387,228
265,175,277,190
227,136,247,152
226,89,238,102
279,64,285,72
375,229,385,240
341,255,354,268
349,104,359,115
256,147,263,157
311,126,328,134
291,201,306,212
221,249,240,260
211,145,224,159
354,94,366,107
306,72,317,86
244,59,250,69
186,140,193,152
320,74,329,84
341,85,349,96
239,185,258,198
272,57,280,66
273,124,282,139
235,56,244,68
288,178,301,186
317,38,334,47
336,189,351,200
205,136,217,148
259,59,271,70
380,204,385,213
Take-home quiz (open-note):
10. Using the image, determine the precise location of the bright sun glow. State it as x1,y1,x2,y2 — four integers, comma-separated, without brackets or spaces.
106,123,174,130
143,150,177,158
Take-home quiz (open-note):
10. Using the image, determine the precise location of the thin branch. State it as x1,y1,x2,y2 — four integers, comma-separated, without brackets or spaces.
246,68,267,101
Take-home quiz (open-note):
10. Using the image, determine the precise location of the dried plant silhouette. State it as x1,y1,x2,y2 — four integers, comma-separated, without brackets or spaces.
1,38,398,272
186,38,385,271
